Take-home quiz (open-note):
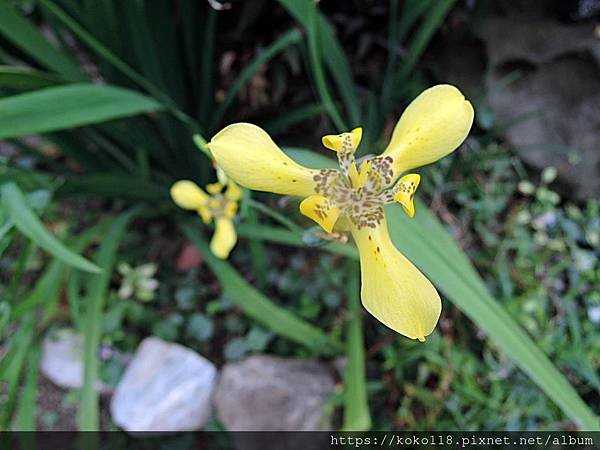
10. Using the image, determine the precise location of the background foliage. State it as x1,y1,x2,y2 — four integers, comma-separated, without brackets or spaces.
0,0,598,431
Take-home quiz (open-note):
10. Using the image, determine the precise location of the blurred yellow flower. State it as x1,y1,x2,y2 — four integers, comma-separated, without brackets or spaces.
170,179,242,259
207,84,474,341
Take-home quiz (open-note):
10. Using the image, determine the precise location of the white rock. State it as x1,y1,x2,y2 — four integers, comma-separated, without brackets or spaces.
110,337,217,432
588,306,600,324
40,328,110,393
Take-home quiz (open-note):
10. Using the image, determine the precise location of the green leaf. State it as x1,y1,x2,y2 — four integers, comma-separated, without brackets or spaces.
265,103,326,135
13,344,40,430
0,314,34,429
12,219,109,319
183,223,342,355
211,29,302,130
198,8,216,123
236,222,355,259
381,0,456,129
283,147,337,169
381,0,431,106
0,84,162,140
385,203,600,430
391,0,457,88
79,209,138,431
0,166,55,193
0,217,13,242
246,208,268,289
278,0,360,125
0,2,84,81
57,174,167,201
304,1,346,130
342,261,371,431
1,182,101,273
0,66,62,90
0,301,10,338
38,0,200,134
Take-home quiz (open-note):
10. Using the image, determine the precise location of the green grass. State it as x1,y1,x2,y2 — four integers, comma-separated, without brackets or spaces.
0,0,597,433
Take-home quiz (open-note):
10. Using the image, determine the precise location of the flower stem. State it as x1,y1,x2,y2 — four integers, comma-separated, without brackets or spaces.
342,261,372,431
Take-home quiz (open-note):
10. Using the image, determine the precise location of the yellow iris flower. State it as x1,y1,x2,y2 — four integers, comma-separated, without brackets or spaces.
170,179,242,259
207,85,474,341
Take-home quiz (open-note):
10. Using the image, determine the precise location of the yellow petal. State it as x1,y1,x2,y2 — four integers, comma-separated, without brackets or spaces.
206,182,224,195
170,180,209,210
382,85,474,174
223,201,238,219
322,127,362,153
197,206,212,224
350,214,441,341
225,180,243,202
394,173,420,218
299,194,340,233
210,217,237,259
208,123,319,197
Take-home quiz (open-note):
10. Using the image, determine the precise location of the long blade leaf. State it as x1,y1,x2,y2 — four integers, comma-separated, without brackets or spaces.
211,29,302,130
12,219,111,319
78,209,138,430
183,223,342,355
13,344,40,430
278,0,360,125
1,182,101,273
386,204,600,430
0,1,84,81
0,314,34,430
0,66,62,90
0,84,162,140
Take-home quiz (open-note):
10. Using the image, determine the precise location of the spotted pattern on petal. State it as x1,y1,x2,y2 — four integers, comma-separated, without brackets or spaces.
350,207,385,229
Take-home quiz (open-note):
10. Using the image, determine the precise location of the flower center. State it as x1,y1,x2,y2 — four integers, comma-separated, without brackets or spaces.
204,182,239,220
309,128,421,230
209,195,234,217
312,152,403,229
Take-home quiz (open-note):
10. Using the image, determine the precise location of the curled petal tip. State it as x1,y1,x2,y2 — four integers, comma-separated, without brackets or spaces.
321,127,362,153
299,194,340,233
383,84,474,175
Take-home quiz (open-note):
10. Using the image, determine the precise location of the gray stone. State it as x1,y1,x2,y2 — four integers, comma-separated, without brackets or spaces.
40,328,111,393
488,57,600,199
214,355,335,431
110,337,217,432
476,14,600,199
478,17,600,67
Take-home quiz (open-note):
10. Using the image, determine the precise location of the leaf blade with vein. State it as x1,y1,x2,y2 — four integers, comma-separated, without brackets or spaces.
1,182,101,273
0,84,162,140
